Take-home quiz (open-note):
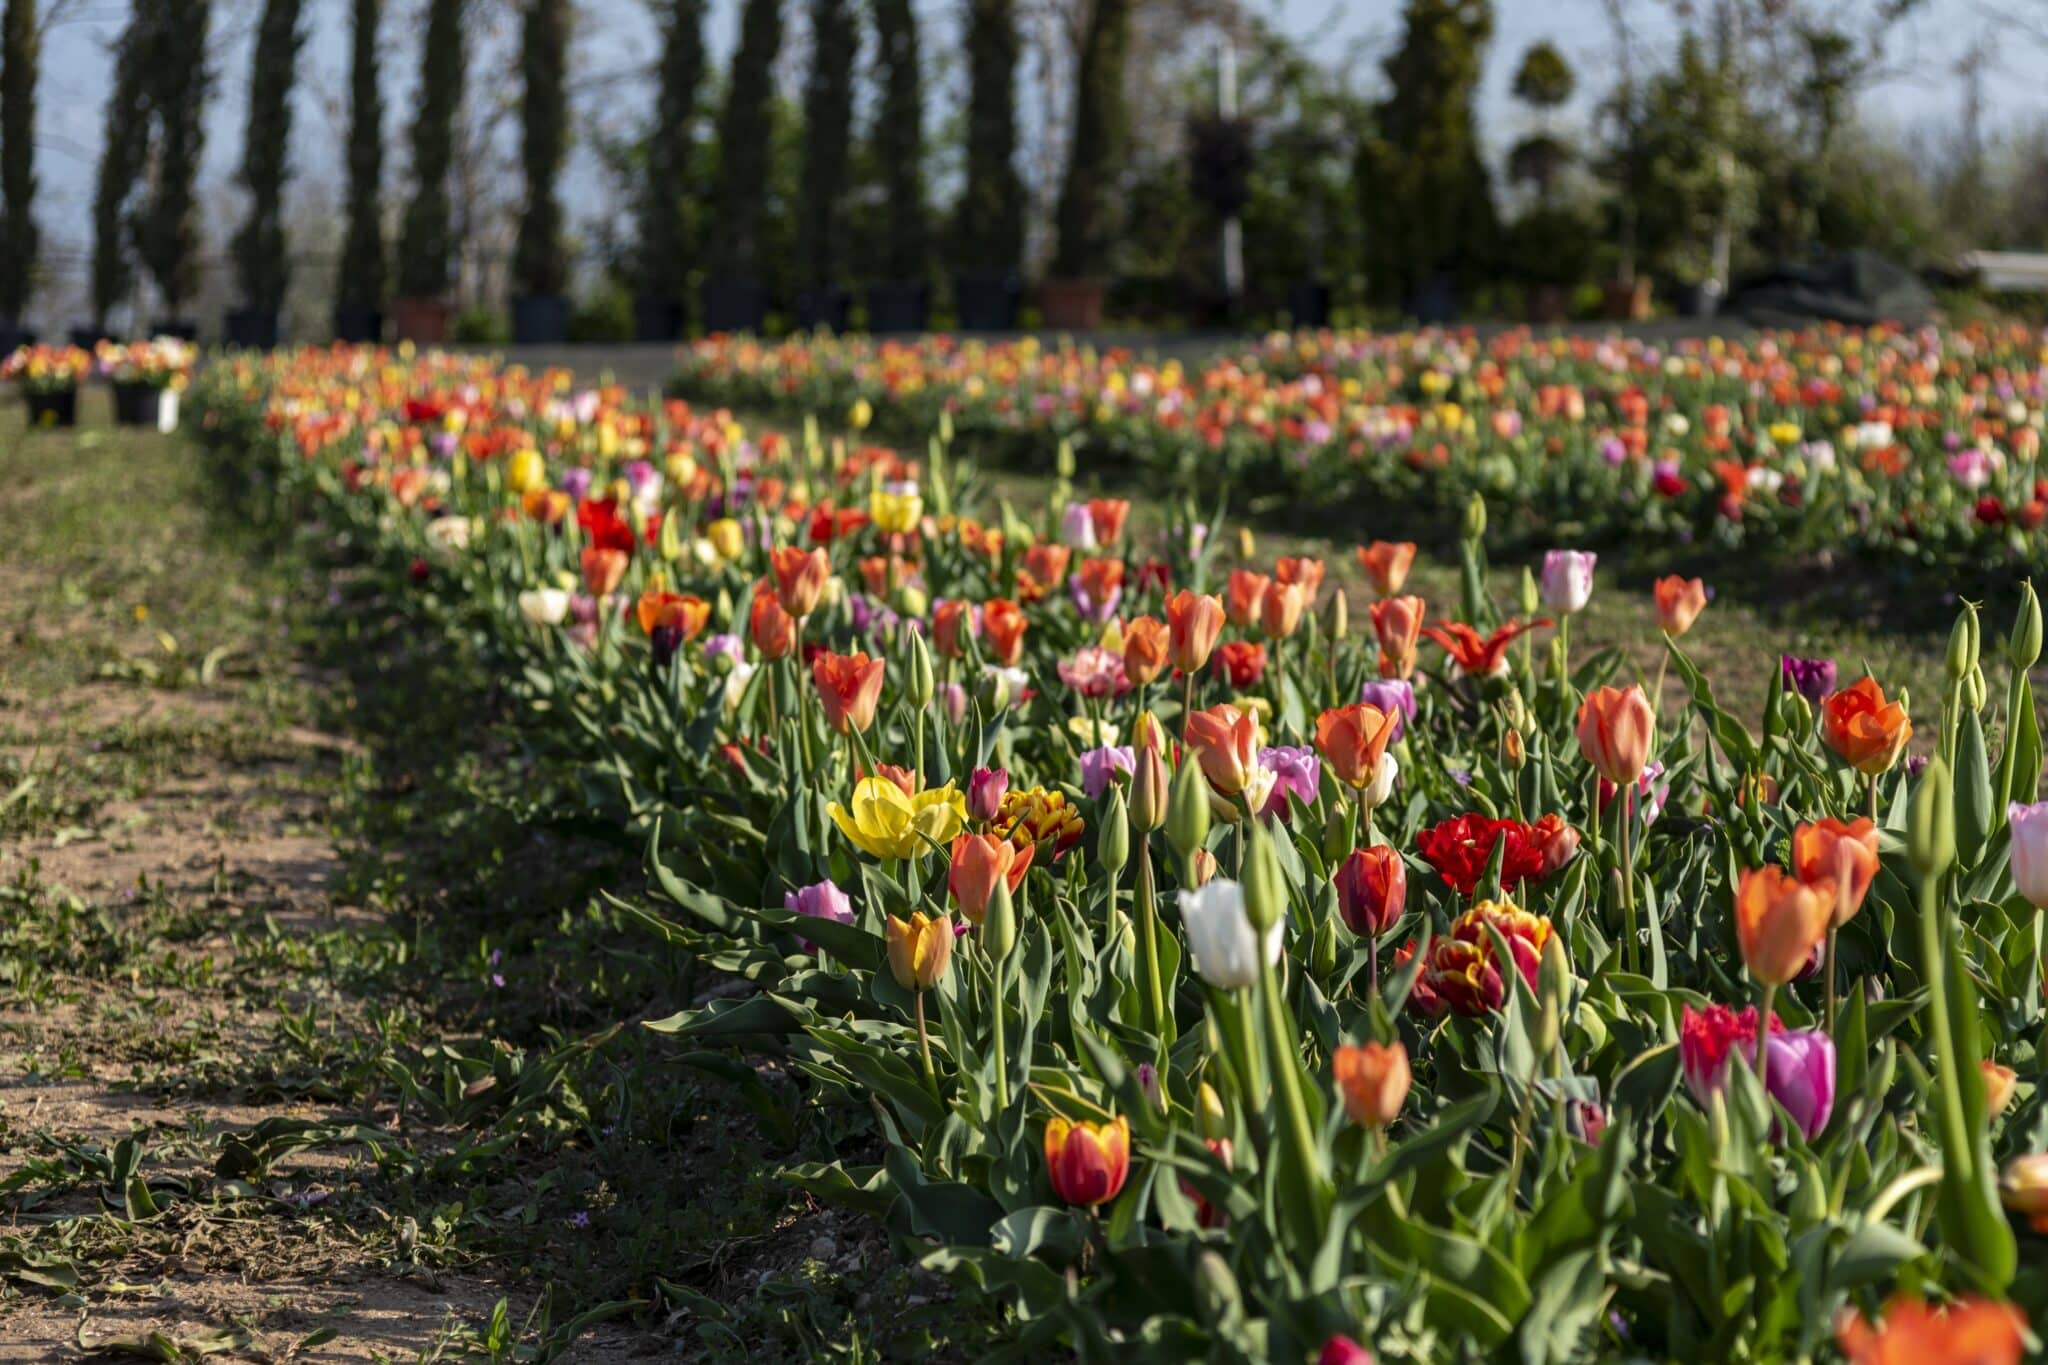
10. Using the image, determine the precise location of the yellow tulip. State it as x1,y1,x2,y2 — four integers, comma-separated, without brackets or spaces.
870,486,923,534
849,398,873,431
886,911,954,989
706,518,744,562
506,447,546,495
828,778,967,860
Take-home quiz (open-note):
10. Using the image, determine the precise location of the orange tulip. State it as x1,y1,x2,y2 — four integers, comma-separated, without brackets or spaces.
931,599,975,658
580,545,628,596
1085,497,1131,545
1984,1060,2018,1117
1166,590,1226,673
1044,1115,1131,1206
521,488,571,524
812,650,887,733
1735,865,1833,985
948,833,1034,925
1316,703,1399,790
1369,595,1426,678
1122,615,1169,686
1820,677,1912,775
1836,1294,2025,1365
1791,817,1880,927
1019,542,1072,601
1653,575,1708,637
1333,1041,1411,1129
1576,685,1655,786
1260,579,1307,640
886,911,954,990
1076,556,1125,610
1356,541,1417,599
1225,569,1270,628
1274,555,1325,596
636,589,709,639
750,583,795,659
771,545,830,617
1184,703,1259,796
983,598,1029,666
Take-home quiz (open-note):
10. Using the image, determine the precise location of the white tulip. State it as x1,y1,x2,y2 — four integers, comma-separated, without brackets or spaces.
518,588,569,627
1178,880,1281,990
1364,751,1399,807
723,660,759,712
2010,801,2048,908
425,515,470,550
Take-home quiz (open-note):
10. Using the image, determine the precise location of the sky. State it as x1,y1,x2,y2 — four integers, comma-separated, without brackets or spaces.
12,0,2028,324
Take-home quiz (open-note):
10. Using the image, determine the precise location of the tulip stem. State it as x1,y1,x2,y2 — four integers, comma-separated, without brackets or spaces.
1258,959,1328,1234
1755,982,1775,1095
1182,671,1196,725
1866,773,1879,823
1135,838,1168,1039
1824,924,1841,1037
914,989,939,1099
989,961,1009,1112
1618,786,1638,975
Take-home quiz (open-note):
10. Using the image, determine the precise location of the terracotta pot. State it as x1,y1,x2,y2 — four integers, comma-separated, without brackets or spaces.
1601,277,1652,321
1038,277,1106,331
391,296,451,345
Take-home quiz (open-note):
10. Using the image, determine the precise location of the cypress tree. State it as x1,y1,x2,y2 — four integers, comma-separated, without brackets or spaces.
139,0,213,316
641,0,704,302
956,0,1020,274
513,0,570,299
711,0,782,278
1051,0,1132,278
0,0,37,324
799,0,855,290
871,0,924,281
398,0,466,299
90,10,153,329
338,0,385,312
233,0,307,315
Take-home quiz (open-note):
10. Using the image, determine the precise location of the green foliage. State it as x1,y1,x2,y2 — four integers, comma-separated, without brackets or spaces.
641,0,705,301
514,0,571,299
1617,33,1756,286
89,7,154,326
398,0,465,299
711,0,784,279
798,0,856,289
138,0,213,315
450,304,510,345
955,0,1022,274
338,0,386,311
1511,40,1573,110
1052,0,1133,278
871,0,926,282
233,0,307,312
1357,0,1497,307
0,0,36,320
570,283,635,341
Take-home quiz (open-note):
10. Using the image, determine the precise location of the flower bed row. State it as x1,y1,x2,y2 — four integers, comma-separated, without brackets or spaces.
196,344,2048,1363
668,325,2048,586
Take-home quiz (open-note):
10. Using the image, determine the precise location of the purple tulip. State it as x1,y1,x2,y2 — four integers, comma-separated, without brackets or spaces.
558,467,594,502
703,633,744,668
936,682,969,727
1069,572,1122,625
1764,1029,1835,1141
784,880,855,952
1358,679,1417,741
968,767,1009,823
1780,655,1837,706
1080,745,1137,799
1255,746,1321,818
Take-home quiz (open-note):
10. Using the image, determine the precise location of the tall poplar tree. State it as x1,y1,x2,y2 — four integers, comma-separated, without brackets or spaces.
233,0,307,318
0,0,38,325
337,0,385,314
513,0,570,299
398,0,465,298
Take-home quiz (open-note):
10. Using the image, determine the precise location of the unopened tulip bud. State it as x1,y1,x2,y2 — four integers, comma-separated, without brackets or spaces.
1193,1251,1242,1325
1984,1059,2018,1117
1131,747,1170,831
1057,437,1075,479
1241,822,1286,934
968,767,1008,823
904,627,934,708
1519,567,1539,619
2011,581,2042,669
976,667,1011,713
1463,492,1488,542
1502,729,1526,770
1966,663,1986,712
1189,847,1219,886
1237,527,1256,562
1168,759,1213,861
984,877,1018,962
1947,605,1978,680
1312,916,1338,977
1327,589,1348,642
1907,757,1956,875
1783,691,1813,737
1197,1082,1228,1138
896,584,929,620
1099,787,1130,876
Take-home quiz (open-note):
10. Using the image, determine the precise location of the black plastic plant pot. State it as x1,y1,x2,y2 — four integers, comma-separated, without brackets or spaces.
866,280,930,334
952,271,1020,331
332,305,383,344
70,326,107,350
1404,275,1458,326
150,319,200,342
1287,279,1332,329
112,380,162,427
794,287,851,333
512,295,572,345
25,388,78,427
224,308,280,350
0,321,33,354
700,278,768,335
633,295,683,343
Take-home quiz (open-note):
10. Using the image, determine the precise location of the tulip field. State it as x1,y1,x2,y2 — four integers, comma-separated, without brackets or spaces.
5,329,2048,1362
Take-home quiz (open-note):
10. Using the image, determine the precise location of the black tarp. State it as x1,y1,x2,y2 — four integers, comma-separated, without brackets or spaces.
1724,249,1935,326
